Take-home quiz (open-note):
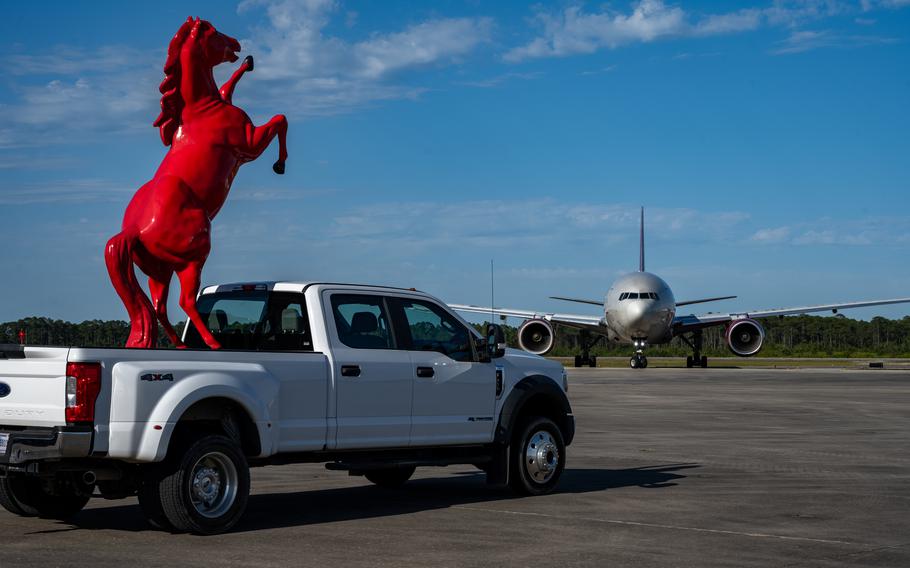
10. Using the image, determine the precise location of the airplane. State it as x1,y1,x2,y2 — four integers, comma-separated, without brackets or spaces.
449,208,910,369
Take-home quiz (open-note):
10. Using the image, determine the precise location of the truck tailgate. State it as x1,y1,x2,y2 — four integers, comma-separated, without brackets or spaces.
0,347,69,428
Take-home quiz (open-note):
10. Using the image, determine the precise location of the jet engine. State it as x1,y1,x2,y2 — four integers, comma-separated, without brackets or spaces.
518,319,555,355
725,318,764,356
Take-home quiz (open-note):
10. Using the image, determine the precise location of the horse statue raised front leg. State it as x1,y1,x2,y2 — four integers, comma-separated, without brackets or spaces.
105,17,289,349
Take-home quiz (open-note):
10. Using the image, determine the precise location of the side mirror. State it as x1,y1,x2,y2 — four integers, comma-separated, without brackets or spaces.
486,323,506,359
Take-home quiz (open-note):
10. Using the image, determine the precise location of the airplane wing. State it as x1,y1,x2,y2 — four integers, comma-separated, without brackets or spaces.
675,295,737,307
673,297,910,332
549,296,603,306
447,303,604,330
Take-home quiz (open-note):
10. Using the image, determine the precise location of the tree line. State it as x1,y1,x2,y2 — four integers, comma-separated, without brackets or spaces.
3,314,910,357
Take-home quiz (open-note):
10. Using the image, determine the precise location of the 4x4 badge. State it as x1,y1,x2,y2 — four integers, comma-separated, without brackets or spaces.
140,373,174,382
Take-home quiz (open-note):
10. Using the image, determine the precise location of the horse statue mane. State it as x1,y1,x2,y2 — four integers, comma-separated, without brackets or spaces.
152,17,195,146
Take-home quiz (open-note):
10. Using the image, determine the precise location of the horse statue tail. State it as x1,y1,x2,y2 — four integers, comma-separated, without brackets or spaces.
105,233,157,348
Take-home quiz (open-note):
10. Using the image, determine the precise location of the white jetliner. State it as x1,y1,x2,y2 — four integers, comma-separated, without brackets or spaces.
450,208,910,369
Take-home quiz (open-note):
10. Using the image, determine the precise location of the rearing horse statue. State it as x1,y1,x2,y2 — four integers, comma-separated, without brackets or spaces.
106,17,288,350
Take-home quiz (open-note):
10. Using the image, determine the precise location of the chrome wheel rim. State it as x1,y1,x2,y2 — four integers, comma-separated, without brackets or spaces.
189,451,238,518
524,430,559,484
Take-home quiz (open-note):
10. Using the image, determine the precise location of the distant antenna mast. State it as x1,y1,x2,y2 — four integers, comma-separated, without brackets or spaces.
639,206,645,272
490,259,495,322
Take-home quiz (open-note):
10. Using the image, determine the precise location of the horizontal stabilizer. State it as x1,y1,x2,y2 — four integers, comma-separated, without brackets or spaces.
549,296,603,306
675,295,737,307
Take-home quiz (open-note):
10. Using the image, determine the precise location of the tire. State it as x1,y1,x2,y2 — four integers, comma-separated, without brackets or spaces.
700,356,708,368
137,465,173,530
630,357,638,369
509,417,566,496
0,475,91,519
686,356,693,368
574,355,582,368
153,434,250,535
588,356,597,368
641,356,648,369
364,466,416,488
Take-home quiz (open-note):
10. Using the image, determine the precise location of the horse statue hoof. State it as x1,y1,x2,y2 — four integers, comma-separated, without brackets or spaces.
273,160,285,175
244,55,254,71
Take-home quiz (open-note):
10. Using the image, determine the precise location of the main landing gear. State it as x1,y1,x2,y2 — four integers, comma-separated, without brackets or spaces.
629,339,648,369
573,330,598,368
681,329,708,368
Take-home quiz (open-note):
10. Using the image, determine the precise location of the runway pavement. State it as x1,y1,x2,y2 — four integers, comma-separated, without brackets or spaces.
4,368,909,567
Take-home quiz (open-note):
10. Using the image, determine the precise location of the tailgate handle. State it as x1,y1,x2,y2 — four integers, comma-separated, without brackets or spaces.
416,366,435,378
341,365,361,377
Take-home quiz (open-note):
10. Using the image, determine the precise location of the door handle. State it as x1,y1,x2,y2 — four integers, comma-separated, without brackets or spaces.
416,366,435,378
341,365,361,377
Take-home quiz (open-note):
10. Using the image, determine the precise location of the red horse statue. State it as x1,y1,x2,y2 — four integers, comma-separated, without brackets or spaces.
106,17,288,349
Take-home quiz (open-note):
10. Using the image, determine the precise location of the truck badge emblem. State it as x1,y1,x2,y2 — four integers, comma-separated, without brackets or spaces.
141,373,174,382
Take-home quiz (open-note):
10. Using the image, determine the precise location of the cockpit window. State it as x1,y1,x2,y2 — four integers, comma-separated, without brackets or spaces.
627,292,639,299
619,293,627,301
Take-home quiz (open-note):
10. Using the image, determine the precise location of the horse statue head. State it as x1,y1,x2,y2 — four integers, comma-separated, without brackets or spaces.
153,17,243,146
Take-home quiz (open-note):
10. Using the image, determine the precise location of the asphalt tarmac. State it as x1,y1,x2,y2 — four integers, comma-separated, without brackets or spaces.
4,368,909,567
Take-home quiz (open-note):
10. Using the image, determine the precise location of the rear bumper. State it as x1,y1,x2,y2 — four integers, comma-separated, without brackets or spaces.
0,427,93,465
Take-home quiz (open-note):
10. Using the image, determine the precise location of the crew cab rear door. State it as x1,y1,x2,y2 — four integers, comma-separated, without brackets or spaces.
388,296,496,446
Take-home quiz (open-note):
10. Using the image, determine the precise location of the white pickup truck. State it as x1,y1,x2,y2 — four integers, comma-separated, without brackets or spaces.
0,281,574,534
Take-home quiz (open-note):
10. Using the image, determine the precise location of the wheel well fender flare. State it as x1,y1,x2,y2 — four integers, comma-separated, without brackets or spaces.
495,375,574,447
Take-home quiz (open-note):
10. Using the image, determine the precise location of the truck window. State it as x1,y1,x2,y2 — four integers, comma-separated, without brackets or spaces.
257,293,314,351
184,291,313,351
331,294,395,350
391,298,474,362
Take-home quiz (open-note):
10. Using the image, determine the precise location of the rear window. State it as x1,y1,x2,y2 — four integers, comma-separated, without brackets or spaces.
183,291,313,351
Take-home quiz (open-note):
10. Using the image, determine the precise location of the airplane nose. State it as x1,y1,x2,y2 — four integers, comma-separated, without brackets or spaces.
622,303,647,334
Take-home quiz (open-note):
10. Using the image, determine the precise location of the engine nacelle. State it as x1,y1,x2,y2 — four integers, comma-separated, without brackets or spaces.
725,318,764,357
518,319,556,355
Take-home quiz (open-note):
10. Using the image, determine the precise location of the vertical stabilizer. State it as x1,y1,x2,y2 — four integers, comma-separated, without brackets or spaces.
639,207,645,272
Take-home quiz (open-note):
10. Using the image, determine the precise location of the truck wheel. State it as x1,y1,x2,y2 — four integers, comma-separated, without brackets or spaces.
509,417,566,496
155,434,250,535
364,466,416,488
0,476,91,519
137,466,173,530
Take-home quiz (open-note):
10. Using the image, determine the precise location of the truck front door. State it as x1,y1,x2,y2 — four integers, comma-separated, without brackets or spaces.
389,297,496,446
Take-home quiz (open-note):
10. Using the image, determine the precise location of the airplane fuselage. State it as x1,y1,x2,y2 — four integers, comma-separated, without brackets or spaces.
603,271,676,345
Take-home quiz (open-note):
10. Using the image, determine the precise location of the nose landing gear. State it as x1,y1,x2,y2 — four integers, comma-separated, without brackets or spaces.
629,339,648,369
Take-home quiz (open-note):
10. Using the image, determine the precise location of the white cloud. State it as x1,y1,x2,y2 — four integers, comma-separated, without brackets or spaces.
7,46,155,76
750,226,792,243
238,0,492,115
793,229,873,245
771,28,898,54
0,46,160,144
503,0,902,62
504,1,687,62
0,179,132,205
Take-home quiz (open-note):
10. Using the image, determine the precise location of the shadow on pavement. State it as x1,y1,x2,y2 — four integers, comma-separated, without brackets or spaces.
51,463,698,534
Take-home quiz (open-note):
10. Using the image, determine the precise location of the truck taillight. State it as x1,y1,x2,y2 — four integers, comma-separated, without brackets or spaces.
65,362,102,424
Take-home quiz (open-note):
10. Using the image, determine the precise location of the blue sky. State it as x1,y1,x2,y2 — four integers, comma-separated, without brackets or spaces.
0,0,908,327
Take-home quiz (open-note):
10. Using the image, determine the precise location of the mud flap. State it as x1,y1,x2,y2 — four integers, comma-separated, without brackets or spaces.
485,443,510,486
